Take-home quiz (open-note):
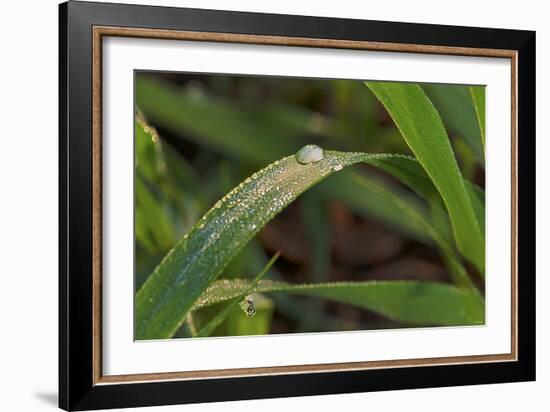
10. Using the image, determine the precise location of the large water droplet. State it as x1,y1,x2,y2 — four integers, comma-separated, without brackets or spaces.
295,144,324,165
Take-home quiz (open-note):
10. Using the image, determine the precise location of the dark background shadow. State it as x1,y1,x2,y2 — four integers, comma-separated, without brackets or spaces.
34,392,57,407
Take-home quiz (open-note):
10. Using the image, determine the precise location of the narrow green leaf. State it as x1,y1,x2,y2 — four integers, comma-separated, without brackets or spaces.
194,279,484,326
348,172,477,290
320,170,431,244
300,193,330,329
452,137,477,180
366,155,439,201
469,86,486,153
466,183,486,234
366,82,485,274
195,252,280,337
367,154,485,242
322,158,480,288
301,194,330,282
135,116,207,288
135,175,176,252
423,84,484,163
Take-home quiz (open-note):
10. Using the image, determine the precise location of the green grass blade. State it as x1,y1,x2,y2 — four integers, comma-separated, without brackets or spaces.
322,157,479,288
366,154,485,246
423,84,484,163
469,86,486,153
320,170,431,243
349,173,477,290
194,279,484,326
135,175,176,252
366,82,485,274
466,183,485,235
195,252,280,337
366,155,440,201
301,194,330,283
300,193,330,329
135,116,209,287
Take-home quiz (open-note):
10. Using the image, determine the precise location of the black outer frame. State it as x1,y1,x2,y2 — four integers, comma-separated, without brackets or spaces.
59,1,536,410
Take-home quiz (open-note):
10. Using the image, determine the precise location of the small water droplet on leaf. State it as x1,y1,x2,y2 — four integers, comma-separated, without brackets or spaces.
239,295,256,317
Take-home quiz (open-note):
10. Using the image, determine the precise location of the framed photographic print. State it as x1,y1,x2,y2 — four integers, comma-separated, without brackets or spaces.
59,1,536,410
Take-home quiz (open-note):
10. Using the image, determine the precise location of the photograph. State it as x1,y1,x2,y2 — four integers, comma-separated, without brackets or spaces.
134,72,486,340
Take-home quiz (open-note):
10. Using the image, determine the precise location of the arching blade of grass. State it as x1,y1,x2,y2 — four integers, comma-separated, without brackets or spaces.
195,252,280,337
466,183,485,234
366,155,439,201
348,173,477,290
320,170,431,244
422,84,484,163
321,169,473,290
194,279,484,326
366,155,485,246
136,149,479,339
322,159,483,284
469,86,486,153
366,82,485,274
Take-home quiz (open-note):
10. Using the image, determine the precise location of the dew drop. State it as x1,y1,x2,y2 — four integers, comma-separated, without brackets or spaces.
295,144,325,165
227,198,240,209
239,295,256,317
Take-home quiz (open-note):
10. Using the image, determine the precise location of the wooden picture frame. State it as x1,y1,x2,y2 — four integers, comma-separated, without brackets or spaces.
59,1,535,410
